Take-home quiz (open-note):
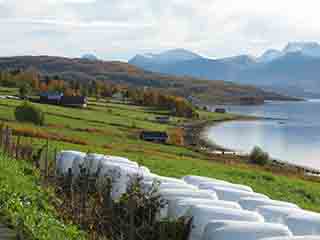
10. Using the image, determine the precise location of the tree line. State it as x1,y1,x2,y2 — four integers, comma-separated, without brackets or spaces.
0,68,198,118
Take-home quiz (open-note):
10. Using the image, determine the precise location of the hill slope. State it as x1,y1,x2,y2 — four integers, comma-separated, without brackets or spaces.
0,56,296,104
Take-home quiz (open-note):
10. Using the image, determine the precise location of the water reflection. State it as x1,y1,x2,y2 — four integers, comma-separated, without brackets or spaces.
206,101,320,169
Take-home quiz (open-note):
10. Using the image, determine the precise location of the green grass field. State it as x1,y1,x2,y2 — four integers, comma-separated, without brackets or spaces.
0,153,85,240
0,87,320,214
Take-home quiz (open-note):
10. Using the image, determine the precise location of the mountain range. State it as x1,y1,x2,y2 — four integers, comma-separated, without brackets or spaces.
129,42,320,98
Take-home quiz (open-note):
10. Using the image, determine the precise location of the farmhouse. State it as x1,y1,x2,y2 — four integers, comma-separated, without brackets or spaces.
215,108,227,114
155,116,170,124
40,92,63,105
60,96,87,108
39,92,87,108
140,131,168,143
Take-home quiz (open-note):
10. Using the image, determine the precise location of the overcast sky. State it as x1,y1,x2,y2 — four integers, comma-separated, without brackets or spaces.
0,0,319,61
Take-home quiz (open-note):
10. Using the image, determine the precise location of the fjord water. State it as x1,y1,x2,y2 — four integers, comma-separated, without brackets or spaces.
206,100,320,169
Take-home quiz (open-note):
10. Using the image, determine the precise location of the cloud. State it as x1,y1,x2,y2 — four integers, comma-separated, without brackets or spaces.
0,0,320,60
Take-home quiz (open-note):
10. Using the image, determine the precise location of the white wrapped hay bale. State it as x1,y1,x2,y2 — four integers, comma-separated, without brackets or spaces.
169,198,241,220
104,155,139,167
83,153,105,176
257,206,304,224
182,175,228,187
56,151,86,175
239,197,300,211
284,212,320,236
199,181,253,193
202,186,269,202
156,188,218,219
98,161,142,200
185,205,264,240
202,221,292,240
156,175,187,184
71,154,86,177
141,181,197,193
157,188,218,201
140,166,151,174
261,236,320,240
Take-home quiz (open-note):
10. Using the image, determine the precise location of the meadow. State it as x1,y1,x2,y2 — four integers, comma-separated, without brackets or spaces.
0,87,320,214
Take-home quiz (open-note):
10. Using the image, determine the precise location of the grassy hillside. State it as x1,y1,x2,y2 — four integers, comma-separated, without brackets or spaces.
0,88,320,213
0,153,85,240
0,56,297,104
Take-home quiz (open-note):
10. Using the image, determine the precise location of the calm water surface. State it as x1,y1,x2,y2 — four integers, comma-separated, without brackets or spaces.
206,100,320,169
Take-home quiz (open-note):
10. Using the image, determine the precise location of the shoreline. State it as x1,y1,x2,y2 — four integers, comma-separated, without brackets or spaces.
183,114,320,177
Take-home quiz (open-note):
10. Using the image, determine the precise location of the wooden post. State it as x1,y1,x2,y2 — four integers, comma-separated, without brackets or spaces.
44,139,49,178
128,198,136,240
4,127,12,156
0,123,3,148
53,148,57,176
16,217,24,240
16,135,21,159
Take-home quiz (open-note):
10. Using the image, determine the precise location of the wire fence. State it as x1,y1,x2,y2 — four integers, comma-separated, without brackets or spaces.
0,125,191,240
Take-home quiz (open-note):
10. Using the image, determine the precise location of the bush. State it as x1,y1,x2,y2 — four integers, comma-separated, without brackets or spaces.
14,102,45,126
249,146,270,166
19,83,31,98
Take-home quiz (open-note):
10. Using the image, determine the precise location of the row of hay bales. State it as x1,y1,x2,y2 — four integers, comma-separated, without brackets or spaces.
56,151,320,240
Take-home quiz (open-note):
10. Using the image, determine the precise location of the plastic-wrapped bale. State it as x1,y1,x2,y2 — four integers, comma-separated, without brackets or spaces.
199,181,253,193
261,236,320,240
82,153,105,176
104,155,139,167
202,186,269,202
185,205,264,240
202,220,292,240
156,188,218,219
156,175,187,184
71,154,86,177
141,181,197,193
257,206,304,224
98,161,142,200
56,151,86,175
169,198,242,220
100,157,144,173
140,166,151,174
182,175,228,187
284,211,320,236
239,197,300,211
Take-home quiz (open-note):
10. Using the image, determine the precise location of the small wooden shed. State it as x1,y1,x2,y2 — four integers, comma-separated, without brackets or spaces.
140,131,168,143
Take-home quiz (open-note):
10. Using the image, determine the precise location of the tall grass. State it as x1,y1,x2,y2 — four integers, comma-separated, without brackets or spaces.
0,153,86,240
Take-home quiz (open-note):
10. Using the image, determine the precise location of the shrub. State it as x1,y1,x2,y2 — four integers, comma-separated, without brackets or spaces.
14,102,45,126
19,83,31,98
249,146,270,166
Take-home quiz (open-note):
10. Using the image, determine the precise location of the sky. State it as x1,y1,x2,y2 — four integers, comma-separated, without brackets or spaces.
0,0,320,61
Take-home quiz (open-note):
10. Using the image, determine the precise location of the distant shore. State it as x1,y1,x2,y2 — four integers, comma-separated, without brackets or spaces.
183,114,320,177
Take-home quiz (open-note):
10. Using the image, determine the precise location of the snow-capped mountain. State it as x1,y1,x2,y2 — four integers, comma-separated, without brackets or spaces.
81,54,99,61
283,41,320,57
258,49,283,63
130,49,202,65
259,42,320,62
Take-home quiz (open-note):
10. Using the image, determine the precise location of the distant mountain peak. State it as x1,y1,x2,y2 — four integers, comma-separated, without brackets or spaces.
81,53,99,61
259,49,283,63
283,41,320,57
129,48,202,65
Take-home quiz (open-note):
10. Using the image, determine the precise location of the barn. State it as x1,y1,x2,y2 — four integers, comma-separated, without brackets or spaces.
140,131,168,143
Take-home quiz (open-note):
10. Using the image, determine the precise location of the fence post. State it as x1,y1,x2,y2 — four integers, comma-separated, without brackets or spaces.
16,135,20,159
44,139,49,178
4,127,12,156
0,123,3,148
128,198,136,240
